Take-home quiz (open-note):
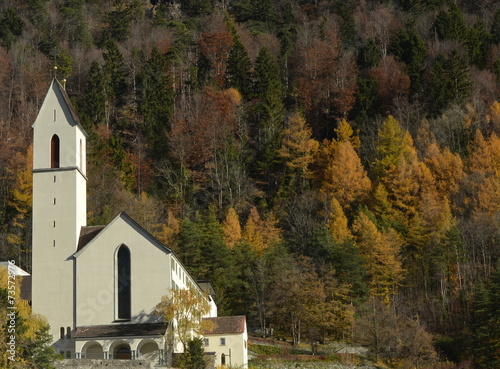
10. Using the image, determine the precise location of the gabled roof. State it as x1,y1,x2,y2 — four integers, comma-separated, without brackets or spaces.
203,316,246,335
0,262,30,276
73,212,172,257
32,78,88,137
77,226,106,251
74,323,168,339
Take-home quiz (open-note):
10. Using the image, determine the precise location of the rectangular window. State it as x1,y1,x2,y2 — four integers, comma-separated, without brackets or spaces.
220,338,226,346
53,198,56,205
53,175,56,182
204,338,209,346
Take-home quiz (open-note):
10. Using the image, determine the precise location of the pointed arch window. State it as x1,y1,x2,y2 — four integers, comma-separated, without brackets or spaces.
50,135,60,168
116,245,131,320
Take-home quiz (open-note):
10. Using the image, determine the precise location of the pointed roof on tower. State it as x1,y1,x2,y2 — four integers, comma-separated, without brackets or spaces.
32,78,89,138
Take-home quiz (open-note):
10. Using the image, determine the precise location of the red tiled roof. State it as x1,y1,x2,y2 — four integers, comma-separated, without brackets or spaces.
203,316,246,335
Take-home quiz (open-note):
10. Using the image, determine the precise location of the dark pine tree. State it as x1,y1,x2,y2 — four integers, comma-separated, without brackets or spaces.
102,40,128,107
181,338,206,369
82,61,106,129
428,50,471,115
226,37,253,100
137,47,173,154
252,47,285,195
388,27,427,97
492,9,500,44
358,38,382,70
466,20,491,69
433,4,468,42
0,6,24,49
470,264,500,368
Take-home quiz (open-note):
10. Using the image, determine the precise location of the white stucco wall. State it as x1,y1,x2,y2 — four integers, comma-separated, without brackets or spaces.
204,331,248,368
31,80,87,347
74,214,173,327
32,81,87,172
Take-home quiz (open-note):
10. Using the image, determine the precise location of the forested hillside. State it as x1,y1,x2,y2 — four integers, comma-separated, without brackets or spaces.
1,0,500,366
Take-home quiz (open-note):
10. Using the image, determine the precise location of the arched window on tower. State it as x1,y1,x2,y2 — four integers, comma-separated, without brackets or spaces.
116,245,131,320
50,135,60,168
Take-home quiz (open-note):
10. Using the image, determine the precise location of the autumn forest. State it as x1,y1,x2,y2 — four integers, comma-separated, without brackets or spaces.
1,0,500,367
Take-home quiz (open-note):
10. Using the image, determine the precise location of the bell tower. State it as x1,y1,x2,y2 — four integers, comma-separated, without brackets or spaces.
31,79,88,353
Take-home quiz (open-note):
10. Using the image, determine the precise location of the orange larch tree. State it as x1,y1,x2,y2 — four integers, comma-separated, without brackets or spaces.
316,139,371,211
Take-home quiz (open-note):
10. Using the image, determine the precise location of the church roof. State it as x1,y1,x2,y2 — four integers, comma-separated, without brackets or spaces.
32,79,88,137
74,322,168,339
77,226,106,251
52,79,88,137
74,212,172,256
203,316,246,335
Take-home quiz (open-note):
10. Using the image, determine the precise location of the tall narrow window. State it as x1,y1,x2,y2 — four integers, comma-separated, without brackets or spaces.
50,135,60,168
117,245,131,319
79,139,83,169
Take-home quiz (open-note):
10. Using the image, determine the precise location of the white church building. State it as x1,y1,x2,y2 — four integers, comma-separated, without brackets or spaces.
30,79,248,367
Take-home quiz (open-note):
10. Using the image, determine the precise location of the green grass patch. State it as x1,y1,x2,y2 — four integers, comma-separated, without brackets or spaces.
250,344,285,355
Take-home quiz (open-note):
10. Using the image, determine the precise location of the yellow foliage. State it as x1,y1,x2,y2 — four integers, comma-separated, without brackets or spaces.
352,213,404,303
0,266,49,355
222,207,241,249
157,210,181,250
155,286,212,350
278,111,319,177
334,118,361,150
226,87,242,106
327,197,352,243
466,130,500,214
424,142,463,197
242,207,281,253
317,140,371,210
7,146,33,260
475,176,500,217
381,160,420,223
374,116,417,177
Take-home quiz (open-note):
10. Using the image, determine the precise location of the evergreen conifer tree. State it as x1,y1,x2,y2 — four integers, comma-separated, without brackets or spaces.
428,50,471,114
470,264,500,368
83,61,106,128
137,47,173,152
252,47,285,189
492,9,500,44
226,38,252,100
181,338,206,369
102,40,128,107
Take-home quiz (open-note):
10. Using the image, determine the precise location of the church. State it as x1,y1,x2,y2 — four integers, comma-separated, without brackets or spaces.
30,79,248,367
